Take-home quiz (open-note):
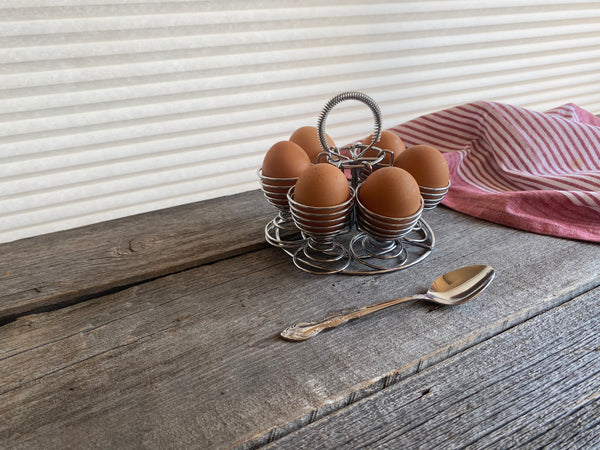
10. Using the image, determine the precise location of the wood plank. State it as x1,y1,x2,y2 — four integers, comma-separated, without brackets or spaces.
0,206,598,449
0,189,275,322
264,286,600,449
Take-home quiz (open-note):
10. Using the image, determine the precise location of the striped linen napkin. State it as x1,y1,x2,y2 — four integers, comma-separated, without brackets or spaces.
391,101,600,242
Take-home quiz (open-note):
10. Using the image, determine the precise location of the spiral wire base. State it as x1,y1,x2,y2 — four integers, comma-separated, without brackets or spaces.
264,212,305,249
292,238,351,274
349,219,434,272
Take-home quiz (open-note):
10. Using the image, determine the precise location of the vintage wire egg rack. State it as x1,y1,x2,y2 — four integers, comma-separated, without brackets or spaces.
258,91,450,275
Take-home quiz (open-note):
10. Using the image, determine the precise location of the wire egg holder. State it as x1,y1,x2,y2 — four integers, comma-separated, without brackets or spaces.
258,91,450,275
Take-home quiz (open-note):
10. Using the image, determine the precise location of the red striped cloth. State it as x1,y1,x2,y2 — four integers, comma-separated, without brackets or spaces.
390,101,600,242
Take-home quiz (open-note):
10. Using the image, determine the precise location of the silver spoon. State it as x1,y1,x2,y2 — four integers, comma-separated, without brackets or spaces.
280,264,495,341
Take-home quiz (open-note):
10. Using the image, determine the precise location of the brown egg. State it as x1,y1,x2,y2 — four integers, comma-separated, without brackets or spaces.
294,163,350,207
290,126,336,163
362,131,406,164
393,145,449,188
359,166,421,218
262,140,311,179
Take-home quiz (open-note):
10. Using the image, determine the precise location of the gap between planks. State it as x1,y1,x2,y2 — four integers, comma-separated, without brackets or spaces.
0,248,263,328
0,189,274,324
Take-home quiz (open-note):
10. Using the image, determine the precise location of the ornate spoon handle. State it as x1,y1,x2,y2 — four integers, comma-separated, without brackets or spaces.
280,294,429,341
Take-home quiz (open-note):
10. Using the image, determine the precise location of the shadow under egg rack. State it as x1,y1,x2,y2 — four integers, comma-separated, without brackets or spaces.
258,91,449,275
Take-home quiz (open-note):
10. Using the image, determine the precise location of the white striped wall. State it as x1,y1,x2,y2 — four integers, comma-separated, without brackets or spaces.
1,0,599,242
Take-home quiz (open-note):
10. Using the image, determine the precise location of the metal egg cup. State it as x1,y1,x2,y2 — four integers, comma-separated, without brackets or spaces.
259,91,449,275
287,186,355,274
258,169,306,249
420,183,450,210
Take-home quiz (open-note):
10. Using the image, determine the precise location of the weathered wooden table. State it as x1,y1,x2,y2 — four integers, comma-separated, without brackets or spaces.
1,189,599,449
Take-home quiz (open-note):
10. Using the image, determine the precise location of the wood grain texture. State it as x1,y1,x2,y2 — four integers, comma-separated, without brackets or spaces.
265,286,600,449
0,189,275,321
0,205,599,449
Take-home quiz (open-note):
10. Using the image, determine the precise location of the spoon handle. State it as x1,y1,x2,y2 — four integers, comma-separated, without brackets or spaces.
280,294,429,341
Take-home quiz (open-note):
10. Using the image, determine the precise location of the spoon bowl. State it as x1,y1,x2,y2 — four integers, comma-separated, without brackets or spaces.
281,264,495,341
427,264,495,305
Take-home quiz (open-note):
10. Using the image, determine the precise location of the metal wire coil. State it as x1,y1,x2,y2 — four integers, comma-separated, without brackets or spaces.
355,189,424,241
287,186,355,239
317,91,383,156
257,168,297,211
420,181,451,210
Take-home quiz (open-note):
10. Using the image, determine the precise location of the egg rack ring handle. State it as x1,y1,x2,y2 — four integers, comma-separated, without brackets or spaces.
317,91,383,155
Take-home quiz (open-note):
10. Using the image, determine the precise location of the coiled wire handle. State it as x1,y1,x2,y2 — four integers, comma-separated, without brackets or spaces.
317,91,383,154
